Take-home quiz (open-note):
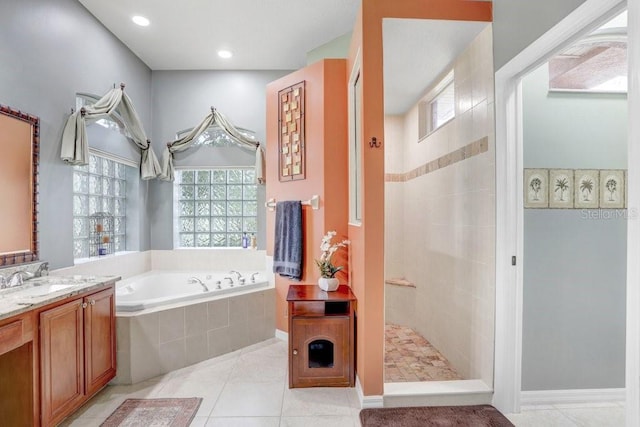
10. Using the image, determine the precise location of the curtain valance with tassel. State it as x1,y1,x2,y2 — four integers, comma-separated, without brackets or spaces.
159,107,265,185
60,84,161,180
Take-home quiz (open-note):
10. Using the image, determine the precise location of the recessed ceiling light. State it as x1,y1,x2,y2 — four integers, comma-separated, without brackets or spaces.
218,50,233,59
132,15,150,27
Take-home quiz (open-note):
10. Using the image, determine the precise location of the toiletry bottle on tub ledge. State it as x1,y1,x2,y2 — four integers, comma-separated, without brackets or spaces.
242,232,249,248
250,233,257,249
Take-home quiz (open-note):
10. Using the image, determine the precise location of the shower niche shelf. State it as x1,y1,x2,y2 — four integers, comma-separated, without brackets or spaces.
89,212,114,258
286,284,356,388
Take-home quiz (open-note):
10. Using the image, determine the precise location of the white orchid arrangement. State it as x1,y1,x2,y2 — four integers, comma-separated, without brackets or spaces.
315,231,350,278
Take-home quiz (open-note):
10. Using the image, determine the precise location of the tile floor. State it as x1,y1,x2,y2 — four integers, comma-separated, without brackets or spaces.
385,323,462,382
505,402,625,426
61,338,361,427
61,336,625,427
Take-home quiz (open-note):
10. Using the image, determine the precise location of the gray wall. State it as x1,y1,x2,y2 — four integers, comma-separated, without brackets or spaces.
522,64,627,390
148,70,291,250
0,0,152,269
492,0,586,69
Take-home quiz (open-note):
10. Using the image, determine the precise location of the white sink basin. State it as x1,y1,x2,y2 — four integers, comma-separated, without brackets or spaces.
13,284,77,299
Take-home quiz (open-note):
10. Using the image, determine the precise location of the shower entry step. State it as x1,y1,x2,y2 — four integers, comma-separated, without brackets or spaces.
286,284,356,388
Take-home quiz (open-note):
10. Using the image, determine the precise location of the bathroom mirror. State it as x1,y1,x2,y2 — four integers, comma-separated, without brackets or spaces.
0,104,39,266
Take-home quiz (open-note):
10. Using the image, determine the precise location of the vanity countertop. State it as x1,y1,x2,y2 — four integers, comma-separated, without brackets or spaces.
0,275,120,321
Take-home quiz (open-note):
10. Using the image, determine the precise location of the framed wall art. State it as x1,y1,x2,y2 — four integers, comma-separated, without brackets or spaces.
524,169,549,208
278,81,305,181
599,169,625,209
574,169,599,209
549,169,574,209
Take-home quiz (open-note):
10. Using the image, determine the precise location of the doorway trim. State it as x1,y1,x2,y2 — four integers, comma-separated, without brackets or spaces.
493,0,637,423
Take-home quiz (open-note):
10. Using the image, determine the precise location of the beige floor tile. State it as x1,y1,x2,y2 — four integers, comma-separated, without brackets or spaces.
206,416,281,426
280,415,356,427
557,406,625,427
281,387,353,417
211,382,285,417
59,417,104,426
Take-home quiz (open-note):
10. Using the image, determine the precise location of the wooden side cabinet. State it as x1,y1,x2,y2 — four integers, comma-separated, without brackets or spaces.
287,284,356,388
40,285,116,427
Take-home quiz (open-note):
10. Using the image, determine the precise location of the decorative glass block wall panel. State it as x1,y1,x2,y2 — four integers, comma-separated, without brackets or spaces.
176,168,257,248
73,154,132,259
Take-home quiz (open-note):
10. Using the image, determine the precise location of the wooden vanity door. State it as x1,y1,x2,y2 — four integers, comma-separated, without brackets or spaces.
40,298,85,426
84,287,116,396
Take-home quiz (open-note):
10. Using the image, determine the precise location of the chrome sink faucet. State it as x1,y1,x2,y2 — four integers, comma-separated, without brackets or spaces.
6,270,33,288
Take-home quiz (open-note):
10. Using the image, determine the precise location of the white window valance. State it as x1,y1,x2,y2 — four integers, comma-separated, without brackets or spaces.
60,84,161,180
159,107,265,185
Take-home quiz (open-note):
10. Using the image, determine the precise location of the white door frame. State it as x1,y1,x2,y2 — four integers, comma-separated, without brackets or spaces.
493,1,639,425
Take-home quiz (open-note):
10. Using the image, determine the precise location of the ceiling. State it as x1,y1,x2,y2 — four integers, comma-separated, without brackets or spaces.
383,18,489,115
78,0,361,70
79,1,489,116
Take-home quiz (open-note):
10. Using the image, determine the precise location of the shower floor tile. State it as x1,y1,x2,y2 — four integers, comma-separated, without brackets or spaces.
385,323,462,382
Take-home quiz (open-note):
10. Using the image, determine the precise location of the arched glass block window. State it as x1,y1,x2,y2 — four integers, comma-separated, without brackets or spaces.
75,93,130,136
176,125,256,148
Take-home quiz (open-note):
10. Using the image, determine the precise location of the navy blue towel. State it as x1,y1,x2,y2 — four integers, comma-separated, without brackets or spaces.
273,201,303,280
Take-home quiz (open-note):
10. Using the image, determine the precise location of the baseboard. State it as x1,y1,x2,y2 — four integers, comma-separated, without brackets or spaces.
520,388,625,407
356,376,384,408
275,329,288,342
384,380,493,407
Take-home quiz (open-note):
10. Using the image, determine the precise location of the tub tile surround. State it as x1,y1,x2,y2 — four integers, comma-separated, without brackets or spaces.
50,249,278,385
115,288,277,384
384,26,495,385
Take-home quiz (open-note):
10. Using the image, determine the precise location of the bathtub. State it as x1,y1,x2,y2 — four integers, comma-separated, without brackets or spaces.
115,270,269,312
113,269,276,384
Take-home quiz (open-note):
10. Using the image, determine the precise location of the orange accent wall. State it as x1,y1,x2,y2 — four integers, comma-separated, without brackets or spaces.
266,59,349,333
347,0,492,397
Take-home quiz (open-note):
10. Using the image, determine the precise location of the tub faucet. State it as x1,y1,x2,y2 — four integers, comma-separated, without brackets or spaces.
229,270,243,282
223,276,234,286
187,276,209,292
250,272,260,283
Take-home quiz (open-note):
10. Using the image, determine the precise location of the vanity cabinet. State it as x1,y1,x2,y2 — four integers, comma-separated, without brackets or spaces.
0,311,38,427
287,284,356,388
39,285,116,427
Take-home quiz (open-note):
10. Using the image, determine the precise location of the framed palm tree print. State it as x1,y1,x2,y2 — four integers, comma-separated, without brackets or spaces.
599,170,625,209
549,169,573,208
574,170,599,209
524,169,548,208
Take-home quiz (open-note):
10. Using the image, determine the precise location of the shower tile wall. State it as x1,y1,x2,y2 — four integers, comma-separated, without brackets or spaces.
384,26,495,384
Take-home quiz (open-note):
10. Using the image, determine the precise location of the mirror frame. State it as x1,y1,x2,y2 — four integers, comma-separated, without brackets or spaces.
0,104,39,266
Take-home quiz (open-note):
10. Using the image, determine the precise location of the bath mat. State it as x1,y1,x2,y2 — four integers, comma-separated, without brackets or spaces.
100,398,202,427
360,404,514,427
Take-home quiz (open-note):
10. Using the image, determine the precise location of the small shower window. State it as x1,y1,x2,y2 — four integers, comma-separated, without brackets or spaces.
174,168,257,248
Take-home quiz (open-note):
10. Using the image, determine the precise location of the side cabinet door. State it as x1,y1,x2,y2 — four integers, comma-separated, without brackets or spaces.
40,298,85,426
84,286,117,396
290,316,350,387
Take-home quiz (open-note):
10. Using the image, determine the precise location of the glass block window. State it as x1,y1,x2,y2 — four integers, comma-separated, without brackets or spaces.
175,168,257,248
176,125,256,147
73,154,132,259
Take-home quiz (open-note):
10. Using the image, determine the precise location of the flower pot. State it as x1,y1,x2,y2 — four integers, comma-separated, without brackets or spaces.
318,277,339,292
